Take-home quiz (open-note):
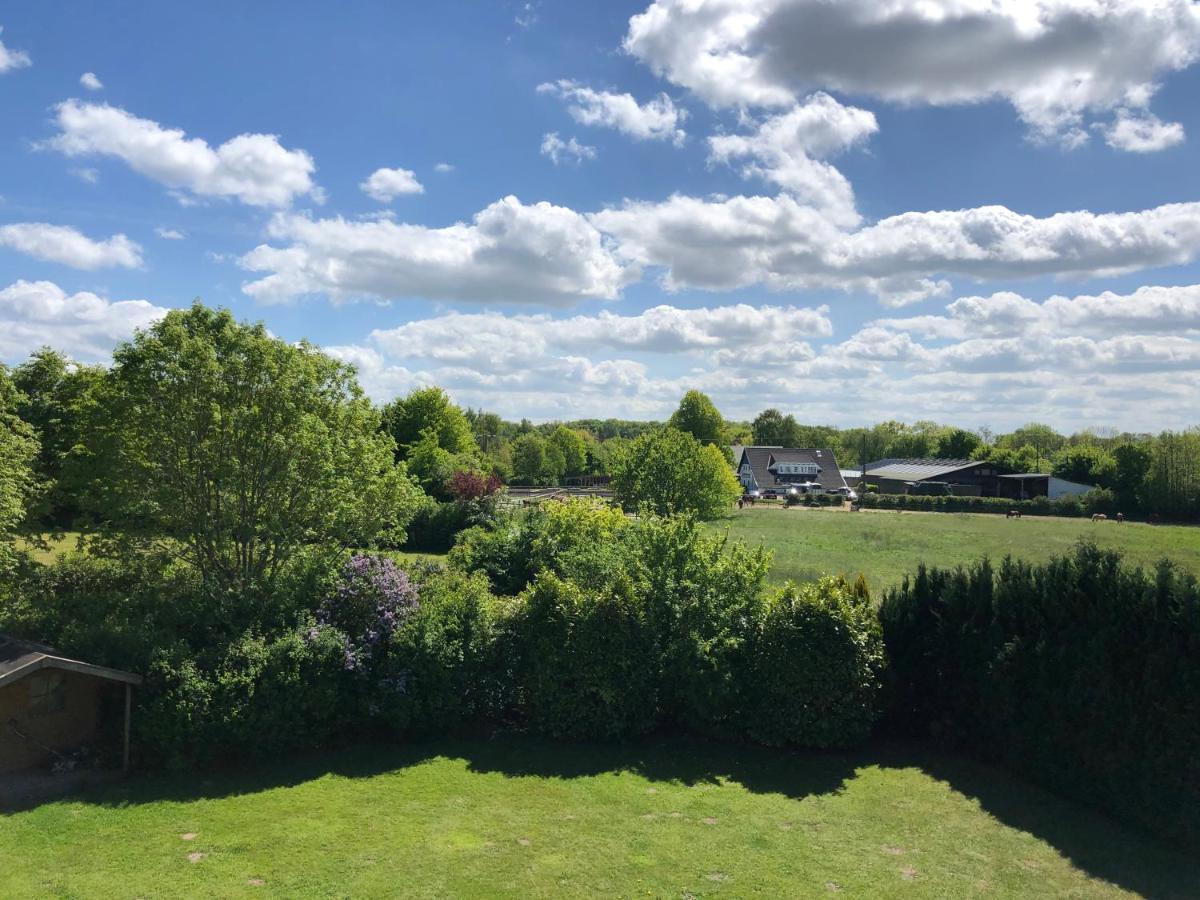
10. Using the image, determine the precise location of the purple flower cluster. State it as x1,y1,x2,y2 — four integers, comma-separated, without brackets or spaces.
312,554,420,671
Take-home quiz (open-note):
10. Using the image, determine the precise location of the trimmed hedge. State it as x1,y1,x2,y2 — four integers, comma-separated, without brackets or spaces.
879,543,1200,850
859,489,1115,517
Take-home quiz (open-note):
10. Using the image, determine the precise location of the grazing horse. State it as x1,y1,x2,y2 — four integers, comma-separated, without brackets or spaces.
1006,509,1022,519
1091,513,1108,522
1115,512,1125,525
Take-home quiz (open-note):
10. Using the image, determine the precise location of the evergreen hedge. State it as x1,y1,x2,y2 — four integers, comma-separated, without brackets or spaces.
879,544,1200,850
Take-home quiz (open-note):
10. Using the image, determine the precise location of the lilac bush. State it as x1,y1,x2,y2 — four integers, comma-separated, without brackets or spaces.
311,554,420,671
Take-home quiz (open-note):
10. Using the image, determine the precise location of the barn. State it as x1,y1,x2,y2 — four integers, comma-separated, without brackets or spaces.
0,636,141,774
859,458,1004,496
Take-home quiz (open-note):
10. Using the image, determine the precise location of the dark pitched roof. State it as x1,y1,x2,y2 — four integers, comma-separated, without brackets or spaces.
736,447,846,491
0,635,142,688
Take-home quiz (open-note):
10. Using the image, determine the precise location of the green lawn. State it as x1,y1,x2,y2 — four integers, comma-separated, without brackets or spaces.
3,735,1195,898
712,506,1200,594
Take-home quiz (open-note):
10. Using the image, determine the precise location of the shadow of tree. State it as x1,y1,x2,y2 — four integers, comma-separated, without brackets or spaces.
5,733,1197,898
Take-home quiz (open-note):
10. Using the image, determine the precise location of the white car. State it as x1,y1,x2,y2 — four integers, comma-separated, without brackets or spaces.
827,486,859,501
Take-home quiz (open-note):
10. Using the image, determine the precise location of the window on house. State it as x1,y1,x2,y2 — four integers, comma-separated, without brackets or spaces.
28,671,67,716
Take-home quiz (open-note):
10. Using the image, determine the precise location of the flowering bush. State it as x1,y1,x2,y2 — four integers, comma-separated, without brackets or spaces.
313,554,420,670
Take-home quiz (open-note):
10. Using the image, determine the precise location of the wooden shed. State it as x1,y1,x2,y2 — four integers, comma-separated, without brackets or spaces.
0,635,142,774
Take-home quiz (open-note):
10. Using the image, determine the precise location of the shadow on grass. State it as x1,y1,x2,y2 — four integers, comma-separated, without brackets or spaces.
5,732,1197,898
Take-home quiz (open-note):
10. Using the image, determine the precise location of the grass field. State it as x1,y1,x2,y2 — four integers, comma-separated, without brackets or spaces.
712,506,1200,593
3,735,1196,899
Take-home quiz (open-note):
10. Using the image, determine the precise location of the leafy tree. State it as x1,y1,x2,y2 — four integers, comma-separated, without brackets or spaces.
970,443,1039,474
383,387,477,460
12,348,105,523
751,408,800,447
669,390,725,447
548,425,587,477
87,303,425,593
936,428,982,459
0,365,39,569
610,427,742,519
510,433,549,485
405,429,457,496
999,422,1066,467
1112,443,1152,511
1052,444,1116,488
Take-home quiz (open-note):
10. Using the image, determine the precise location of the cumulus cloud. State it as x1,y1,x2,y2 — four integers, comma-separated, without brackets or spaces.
0,280,168,363
708,92,877,226
79,71,103,90
313,286,1200,430
434,162,455,173
538,79,687,145
0,27,30,73
45,100,318,207
0,222,142,269
624,0,1200,148
540,132,596,165
592,195,1200,304
155,226,185,240
1104,110,1186,152
239,195,637,306
360,166,424,202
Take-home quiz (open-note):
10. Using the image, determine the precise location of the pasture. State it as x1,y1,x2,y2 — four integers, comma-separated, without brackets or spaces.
712,506,1200,592
3,735,1196,899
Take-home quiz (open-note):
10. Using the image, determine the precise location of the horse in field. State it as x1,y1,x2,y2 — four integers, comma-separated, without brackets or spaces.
1091,513,1108,522
1115,512,1125,525
1006,509,1022,519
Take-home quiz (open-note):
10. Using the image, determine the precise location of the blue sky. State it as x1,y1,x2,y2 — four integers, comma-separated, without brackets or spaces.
2,1,1200,430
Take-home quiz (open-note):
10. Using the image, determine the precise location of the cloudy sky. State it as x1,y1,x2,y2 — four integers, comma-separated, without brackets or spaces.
2,1,1200,431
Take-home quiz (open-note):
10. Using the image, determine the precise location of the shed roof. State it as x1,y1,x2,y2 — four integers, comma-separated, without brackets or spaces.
0,635,142,688
861,458,982,482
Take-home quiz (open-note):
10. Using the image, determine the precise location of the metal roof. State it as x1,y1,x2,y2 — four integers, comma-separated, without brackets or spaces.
860,458,982,482
0,635,142,688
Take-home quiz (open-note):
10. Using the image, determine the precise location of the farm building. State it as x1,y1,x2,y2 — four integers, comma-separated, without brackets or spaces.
996,473,1096,500
0,636,141,774
736,446,847,493
858,458,1004,496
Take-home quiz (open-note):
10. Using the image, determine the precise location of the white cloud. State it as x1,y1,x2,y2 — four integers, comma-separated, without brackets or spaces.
70,167,99,184
434,162,455,173
1104,110,1186,153
239,195,637,306
592,195,1200,304
624,0,1200,149
0,27,30,74
79,71,103,90
0,222,142,269
45,100,318,207
0,280,168,363
155,226,185,240
540,132,596,165
360,166,425,202
538,79,687,145
708,93,877,226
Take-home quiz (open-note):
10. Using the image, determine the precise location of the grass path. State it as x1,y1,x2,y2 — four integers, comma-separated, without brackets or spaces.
712,506,1200,593
3,735,1195,898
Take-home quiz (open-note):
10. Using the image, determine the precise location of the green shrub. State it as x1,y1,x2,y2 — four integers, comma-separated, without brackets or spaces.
515,572,657,739
377,570,510,735
742,577,884,748
879,544,1200,850
857,492,1101,517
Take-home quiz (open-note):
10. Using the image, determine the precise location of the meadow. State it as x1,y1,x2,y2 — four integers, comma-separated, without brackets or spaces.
3,735,1196,899
712,506,1200,593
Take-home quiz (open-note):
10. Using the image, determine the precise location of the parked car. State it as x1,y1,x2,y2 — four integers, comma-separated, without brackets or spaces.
827,486,859,501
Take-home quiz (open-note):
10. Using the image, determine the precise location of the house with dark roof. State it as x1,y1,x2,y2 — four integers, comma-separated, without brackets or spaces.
736,447,847,494
0,635,141,774
859,458,1003,496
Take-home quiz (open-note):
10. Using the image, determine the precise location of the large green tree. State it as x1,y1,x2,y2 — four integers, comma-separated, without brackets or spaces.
88,303,424,592
548,425,587,477
751,408,800,447
0,365,39,570
1052,444,1116,488
383,387,477,459
610,427,742,519
669,390,726,447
